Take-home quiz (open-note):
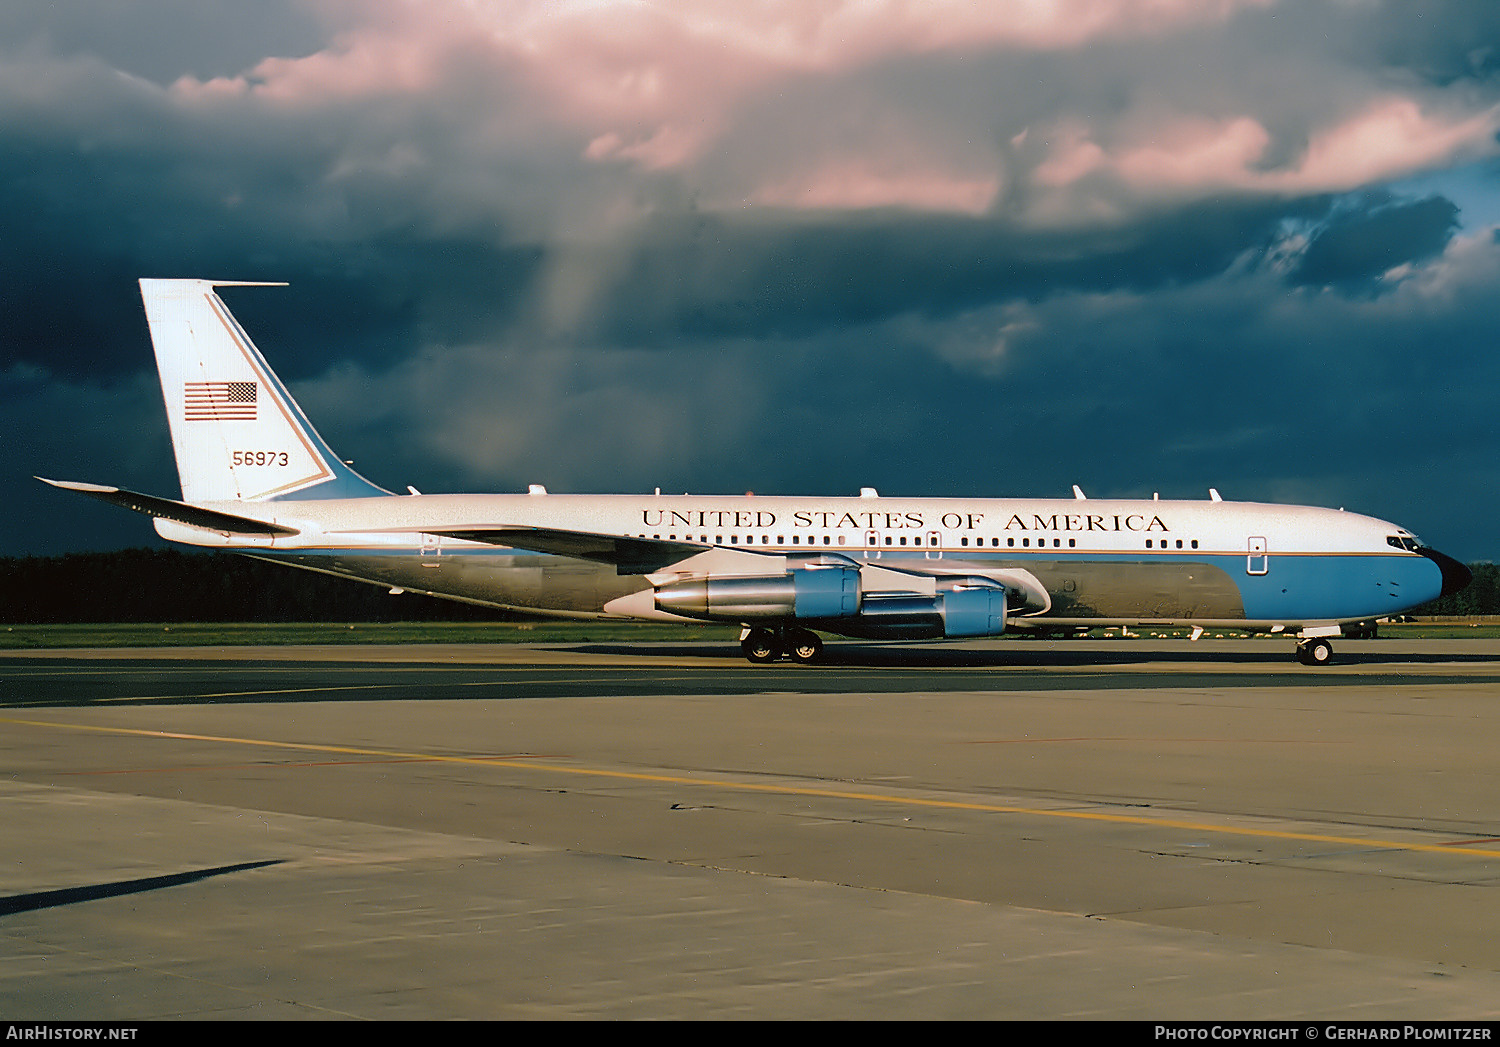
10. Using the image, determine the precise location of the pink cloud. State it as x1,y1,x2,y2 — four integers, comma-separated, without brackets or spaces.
748,161,1000,214
1026,99,1500,221
1287,97,1500,192
1033,124,1109,189
1114,117,1272,189
152,1,1500,226
553,0,1277,69
168,1,1277,156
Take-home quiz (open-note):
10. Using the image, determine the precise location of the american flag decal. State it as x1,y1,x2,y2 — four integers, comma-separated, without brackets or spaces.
184,381,258,421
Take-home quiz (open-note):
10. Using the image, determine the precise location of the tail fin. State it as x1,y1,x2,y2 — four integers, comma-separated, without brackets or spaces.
139,279,389,503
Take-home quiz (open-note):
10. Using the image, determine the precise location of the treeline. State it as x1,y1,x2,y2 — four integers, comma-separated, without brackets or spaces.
0,548,507,623
2,548,1496,624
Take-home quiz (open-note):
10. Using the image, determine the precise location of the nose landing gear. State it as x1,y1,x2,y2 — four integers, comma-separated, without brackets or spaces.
740,626,824,664
1295,637,1334,666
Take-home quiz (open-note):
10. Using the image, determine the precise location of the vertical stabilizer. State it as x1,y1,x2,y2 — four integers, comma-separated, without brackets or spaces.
139,279,390,503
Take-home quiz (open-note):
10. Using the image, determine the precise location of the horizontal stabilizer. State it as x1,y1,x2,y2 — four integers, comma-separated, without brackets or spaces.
427,526,710,574
37,478,299,536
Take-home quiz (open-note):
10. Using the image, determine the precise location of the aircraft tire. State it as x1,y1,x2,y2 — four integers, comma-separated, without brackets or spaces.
787,629,823,665
742,629,780,664
1296,638,1334,666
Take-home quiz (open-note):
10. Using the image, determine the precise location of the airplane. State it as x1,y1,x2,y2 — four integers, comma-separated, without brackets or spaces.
40,278,1471,666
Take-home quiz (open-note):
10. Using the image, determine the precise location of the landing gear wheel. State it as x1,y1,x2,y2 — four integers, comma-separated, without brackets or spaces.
1296,638,1334,666
787,629,823,665
742,628,779,664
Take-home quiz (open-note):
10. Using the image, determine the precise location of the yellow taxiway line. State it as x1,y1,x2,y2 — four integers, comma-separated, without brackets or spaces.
7,714,1500,860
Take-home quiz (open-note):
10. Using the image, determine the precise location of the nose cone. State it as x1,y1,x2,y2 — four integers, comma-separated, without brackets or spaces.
1420,547,1472,598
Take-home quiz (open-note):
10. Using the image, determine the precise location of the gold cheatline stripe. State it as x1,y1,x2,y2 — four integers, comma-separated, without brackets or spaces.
6,715,1499,859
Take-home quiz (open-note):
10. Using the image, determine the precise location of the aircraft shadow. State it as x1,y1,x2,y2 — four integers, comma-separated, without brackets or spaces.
4,644,1496,711
568,642,1500,669
0,859,284,916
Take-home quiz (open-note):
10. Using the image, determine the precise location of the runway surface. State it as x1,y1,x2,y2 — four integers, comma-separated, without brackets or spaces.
4,636,1500,1019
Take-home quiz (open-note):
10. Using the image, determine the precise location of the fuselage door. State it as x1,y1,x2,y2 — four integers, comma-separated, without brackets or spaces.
1247,536,1268,575
420,531,442,567
865,529,880,560
925,530,942,560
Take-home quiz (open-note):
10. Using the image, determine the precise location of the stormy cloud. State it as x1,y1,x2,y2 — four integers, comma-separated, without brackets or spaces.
4,1,1500,559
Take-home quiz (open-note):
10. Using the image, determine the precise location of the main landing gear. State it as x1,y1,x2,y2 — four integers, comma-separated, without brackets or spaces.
740,626,824,664
1294,638,1334,666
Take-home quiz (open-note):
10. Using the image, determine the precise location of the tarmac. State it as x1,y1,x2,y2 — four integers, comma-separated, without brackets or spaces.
3,637,1500,1020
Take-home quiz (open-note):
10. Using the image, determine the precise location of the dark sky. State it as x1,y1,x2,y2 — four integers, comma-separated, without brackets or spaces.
5,1,1500,560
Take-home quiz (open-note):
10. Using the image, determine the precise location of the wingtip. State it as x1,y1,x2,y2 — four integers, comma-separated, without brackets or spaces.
36,477,119,494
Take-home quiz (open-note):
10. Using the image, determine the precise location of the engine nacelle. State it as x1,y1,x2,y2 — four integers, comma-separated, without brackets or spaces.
832,582,1008,640
654,565,861,620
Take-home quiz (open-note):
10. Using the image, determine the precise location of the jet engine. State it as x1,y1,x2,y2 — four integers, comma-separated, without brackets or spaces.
654,563,861,620
832,578,1008,639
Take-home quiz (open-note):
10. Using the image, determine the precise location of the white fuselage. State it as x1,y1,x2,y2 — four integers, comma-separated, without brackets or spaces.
155,491,1449,631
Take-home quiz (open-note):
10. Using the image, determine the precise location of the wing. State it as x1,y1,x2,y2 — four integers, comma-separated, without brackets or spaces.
427,526,712,575
430,527,1051,608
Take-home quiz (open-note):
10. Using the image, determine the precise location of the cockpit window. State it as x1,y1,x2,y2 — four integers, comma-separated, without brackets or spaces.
1387,535,1422,552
